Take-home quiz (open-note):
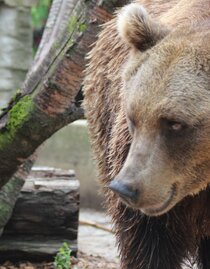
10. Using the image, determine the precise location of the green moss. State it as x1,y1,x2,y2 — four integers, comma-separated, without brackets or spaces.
0,96,34,149
53,16,85,51
79,23,87,33
68,15,78,33
0,201,10,225
8,95,34,133
68,15,87,33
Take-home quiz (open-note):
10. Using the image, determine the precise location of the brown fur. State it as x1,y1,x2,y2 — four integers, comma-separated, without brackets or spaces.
83,1,210,268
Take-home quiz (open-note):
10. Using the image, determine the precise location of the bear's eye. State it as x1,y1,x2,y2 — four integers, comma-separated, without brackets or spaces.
161,118,187,135
167,120,183,131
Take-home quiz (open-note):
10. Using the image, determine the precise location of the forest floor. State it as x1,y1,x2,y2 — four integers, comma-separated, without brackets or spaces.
0,210,119,269
0,252,118,269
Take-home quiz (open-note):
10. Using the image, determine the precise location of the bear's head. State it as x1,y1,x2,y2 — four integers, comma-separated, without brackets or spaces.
109,3,210,216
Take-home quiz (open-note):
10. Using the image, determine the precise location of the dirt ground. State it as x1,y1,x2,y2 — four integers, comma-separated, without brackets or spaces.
0,210,119,269
0,251,119,269
73,252,119,269
0,252,198,269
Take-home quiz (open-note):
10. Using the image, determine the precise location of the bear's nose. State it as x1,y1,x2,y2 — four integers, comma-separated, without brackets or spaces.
109,180,138,202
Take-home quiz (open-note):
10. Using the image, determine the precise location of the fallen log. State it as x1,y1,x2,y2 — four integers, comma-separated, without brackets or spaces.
0,167,80,262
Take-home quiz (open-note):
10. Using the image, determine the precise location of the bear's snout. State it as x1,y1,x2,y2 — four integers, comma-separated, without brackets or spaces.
109,180,139,202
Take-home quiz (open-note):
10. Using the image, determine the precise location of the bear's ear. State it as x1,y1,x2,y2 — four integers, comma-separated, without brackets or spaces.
117,3,169,51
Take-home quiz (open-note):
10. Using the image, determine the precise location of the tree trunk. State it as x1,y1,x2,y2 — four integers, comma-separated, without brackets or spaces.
0,0,125,189
0,167,79,262
0,156,35,236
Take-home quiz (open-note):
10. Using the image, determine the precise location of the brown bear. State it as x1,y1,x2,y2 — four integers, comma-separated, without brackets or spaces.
83,0,210,268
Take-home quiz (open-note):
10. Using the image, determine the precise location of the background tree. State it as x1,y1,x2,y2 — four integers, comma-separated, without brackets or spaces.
0,0,35,107
0,0,128,234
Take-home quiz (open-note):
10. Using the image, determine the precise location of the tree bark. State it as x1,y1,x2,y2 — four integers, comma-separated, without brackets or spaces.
0,156,35,236
0,167,79,262
0,0,126,188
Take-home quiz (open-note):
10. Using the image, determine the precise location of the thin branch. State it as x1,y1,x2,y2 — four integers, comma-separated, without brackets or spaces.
79,219,114,234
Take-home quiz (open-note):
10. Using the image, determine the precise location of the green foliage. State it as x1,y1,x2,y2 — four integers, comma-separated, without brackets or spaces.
31,0,52,29
54,242,72,269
